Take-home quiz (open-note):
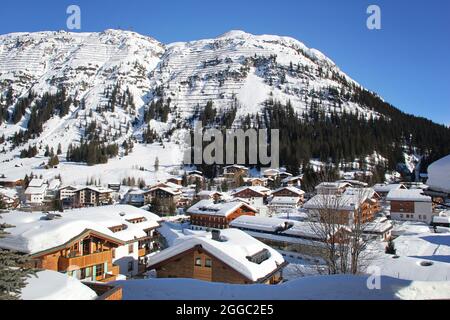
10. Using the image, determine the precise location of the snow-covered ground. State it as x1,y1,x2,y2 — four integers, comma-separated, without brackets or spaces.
0,142,183,186
115,276,450,300
21,270,97,300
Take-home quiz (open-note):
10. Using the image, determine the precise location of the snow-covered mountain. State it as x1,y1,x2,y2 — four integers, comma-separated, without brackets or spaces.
0,29,447,184
0,29,378,146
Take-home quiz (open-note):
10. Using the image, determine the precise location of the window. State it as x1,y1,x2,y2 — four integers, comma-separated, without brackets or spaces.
205,259,212,268
195,258,202,266
112,248,116,259
129,244,134,254
400,214,404,219
128,261,134,272
96,264,104,277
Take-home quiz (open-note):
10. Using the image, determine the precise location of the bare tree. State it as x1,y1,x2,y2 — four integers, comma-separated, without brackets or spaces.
305,189,379,275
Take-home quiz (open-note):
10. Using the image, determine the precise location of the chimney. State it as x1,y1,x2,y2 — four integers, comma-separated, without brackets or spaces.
211,229,221,241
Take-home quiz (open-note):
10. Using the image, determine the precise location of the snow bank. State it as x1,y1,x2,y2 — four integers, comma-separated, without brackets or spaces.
427,154,450,193
115,275,450,300
21,270,97,300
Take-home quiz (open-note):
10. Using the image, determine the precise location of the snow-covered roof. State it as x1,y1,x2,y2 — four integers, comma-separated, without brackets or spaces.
197,190,222,197
232,186,271,196
315,182,350,190
187,200,257,217
0,187,18,199
281,175,303,183
270,197,301,205
148,228,286,282
336,180,369,187
21,270,97,300
149,186,182,195
303,194,362,211
427,154,450,193
343,187,377,200
47,179,61,190
230,215,341,240
273,186,305,196
373,183,406,193
28,179,45,188
386,189,432,202
25,184,48,195
0,205,161,254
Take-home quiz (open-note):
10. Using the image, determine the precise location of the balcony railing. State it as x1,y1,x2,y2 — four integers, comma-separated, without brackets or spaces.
58,250,112,271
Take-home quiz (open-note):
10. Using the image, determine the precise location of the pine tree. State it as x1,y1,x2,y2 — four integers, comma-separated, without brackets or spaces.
0,212,35,299
154,157,160,172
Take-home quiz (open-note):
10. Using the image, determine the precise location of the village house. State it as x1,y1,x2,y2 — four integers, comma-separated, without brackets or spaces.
59,185,81,206
167,177,183,186
186,171,205,186
223,165,249,179
263,168,280,179
24,179,48,205
281,175,302,188
268,197,303,215
122,188,146,207
144,185,182,205
0,205,161,280
303,193,376,225
387,189,435,224
0,175,23,188
231,186,271,209
272,186,305,201
230,215,351,257
278,172,293,180
147,229,287,285
315,182,351,195
74,186,114,207
196,190,223,202
373,183,407,199
0,187,20,209
188,200,257,229
343,187,382,216
245,177,269,187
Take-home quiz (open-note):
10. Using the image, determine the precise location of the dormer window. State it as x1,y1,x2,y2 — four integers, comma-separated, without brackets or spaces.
126,217,147,224
109,224,127,233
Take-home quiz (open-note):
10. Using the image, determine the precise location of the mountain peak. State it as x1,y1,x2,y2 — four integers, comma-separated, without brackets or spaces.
217,30,252,39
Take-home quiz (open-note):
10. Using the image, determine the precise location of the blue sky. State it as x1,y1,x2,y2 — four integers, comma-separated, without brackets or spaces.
0,0,449,125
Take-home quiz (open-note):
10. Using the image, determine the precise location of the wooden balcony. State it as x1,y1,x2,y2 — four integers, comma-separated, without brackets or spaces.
58,250,112,271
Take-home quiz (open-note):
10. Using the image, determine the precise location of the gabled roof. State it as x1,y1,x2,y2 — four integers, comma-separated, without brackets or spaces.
303,194,362,211
386,189,432,202
187,199,257,217
0,205,161,255
25,184,48,195
232,186,271,197
148,229,286,282
28,179,46,188
373,184,406,193
270,197,301,205
273,186,305,196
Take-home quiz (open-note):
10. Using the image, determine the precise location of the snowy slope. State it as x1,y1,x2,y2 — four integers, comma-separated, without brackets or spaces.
153,30,377,120
0,29,398,183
